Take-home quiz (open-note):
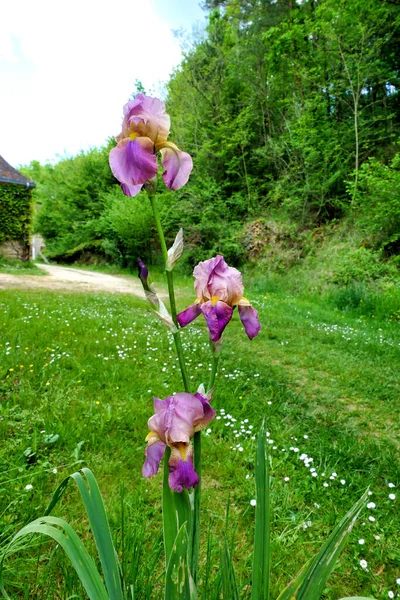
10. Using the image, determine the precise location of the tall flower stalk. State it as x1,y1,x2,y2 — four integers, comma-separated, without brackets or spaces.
145,182,204,580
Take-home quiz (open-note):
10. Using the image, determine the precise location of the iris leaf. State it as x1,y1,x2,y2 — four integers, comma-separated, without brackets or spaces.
251,421,271,600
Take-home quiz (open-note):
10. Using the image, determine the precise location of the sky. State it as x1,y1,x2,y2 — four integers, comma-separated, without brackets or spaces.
0,0,206,167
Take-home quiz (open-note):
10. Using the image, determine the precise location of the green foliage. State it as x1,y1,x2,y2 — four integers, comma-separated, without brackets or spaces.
99,187,155,266
18,0,400,275
329,280,400,320
0,185,32,244
352,153,400,250
332,247,397,285
0,258,44,275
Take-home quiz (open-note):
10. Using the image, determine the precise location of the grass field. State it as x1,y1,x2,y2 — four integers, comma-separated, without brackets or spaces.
0,272,399,599
0,258,45,276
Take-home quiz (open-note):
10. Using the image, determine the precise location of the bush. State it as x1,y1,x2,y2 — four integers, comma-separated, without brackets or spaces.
352,152,400,251
332,247,397,285
328,281,400,320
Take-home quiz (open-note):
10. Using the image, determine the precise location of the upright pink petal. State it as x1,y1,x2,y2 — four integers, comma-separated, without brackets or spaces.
165,393,205,443
200,300,233,342
109,137,158,186
238,304,261,340
193,392,216,431
142,440,166,478
158,141,193,191
193,256,243,305
177,302,202,328
122,94,171,143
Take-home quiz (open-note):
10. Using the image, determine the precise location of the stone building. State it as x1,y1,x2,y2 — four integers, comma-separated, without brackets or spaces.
0,155,35,260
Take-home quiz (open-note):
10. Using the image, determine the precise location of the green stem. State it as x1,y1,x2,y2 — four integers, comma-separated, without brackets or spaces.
207,353,220,393
147,191,191,393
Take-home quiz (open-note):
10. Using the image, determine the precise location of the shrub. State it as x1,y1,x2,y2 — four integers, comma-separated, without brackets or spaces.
352,152,400,251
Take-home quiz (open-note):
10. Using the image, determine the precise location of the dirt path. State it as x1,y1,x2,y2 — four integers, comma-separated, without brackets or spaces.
0,264,146,297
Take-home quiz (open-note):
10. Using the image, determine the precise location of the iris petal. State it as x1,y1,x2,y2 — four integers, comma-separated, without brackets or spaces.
177,302,202,328
168,444,199,492
200,300,233,342
238,304,261,340
142,440,166,477
194,392,216,430
158,141,193,191
109,137,157,186
120,183,143,197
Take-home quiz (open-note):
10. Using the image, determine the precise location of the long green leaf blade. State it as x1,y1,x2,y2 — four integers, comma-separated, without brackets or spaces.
165,524,196,600
251,422,270,600
70,468,124,600
162,449,192,569
279,489,369,600
220,537,240,600
0,516,108,600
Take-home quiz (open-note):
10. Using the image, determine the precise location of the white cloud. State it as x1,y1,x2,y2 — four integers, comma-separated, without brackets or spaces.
0,0,189,166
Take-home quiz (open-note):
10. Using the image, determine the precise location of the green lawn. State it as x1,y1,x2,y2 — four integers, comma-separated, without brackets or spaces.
0,280,399,598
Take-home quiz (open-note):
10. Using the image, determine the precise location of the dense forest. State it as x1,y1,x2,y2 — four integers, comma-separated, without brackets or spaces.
22,0,400,283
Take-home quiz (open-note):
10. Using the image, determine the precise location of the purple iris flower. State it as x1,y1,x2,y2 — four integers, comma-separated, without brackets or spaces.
143,392,216,492
177,255,261,342
109,94,193,197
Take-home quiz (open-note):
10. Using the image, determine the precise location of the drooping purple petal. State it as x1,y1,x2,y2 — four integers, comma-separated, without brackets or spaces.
200,300,233,342
238,304,261,340
168,444,199,492
193,392,216,431
142,440,166,478
158,141,193,191
120,182,143,197
109,137,158,186
193,255,243,305
177,302,202,328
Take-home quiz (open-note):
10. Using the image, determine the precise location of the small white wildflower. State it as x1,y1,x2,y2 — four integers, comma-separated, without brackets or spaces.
303,434,308,439
389,493,396,500
368,516,375,522
360,559,368,569
340,479,346,485
312,472,318,477
246,474,251,480
358,539,365,545
367,502,376,509
323,482,329,488
206,428,211,434
375,535,381,540
25,484,33,490
388,592,394,599
284,477,290,482
388,483,395,488
250,499,256,506
52,468,57,474
314,502,320,508
396,578,400,585
332,472,337,477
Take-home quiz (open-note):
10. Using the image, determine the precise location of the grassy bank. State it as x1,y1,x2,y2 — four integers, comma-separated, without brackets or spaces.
0,258,46,275
0,283,399,598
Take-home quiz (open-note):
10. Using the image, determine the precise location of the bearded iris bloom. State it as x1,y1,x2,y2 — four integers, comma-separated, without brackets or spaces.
109,94,193,197
143,392,215,492
177,255,261,342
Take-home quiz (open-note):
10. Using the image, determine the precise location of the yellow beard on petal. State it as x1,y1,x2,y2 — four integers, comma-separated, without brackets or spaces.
211,295,219,307
129,132,140,141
